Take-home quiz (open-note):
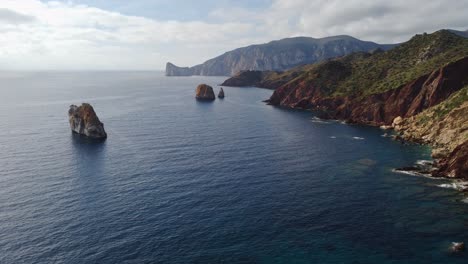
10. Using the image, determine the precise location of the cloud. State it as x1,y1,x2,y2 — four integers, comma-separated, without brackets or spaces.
0,8,36,24
0,0,467,70
0,0,255,70
256,0,468,42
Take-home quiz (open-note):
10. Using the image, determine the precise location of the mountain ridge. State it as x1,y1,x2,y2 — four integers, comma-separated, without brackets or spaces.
166,35,397,76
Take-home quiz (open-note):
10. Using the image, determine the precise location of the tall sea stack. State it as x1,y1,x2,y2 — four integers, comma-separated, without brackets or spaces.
68,103,107,139
218,88,225,98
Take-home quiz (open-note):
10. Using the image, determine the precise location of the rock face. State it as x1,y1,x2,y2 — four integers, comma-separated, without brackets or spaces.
218,88,225,98
434,142,468,179
165,62,193,76
68,103,107,139
166,35,396,76
195,84,215,100
394,86,468,178
268,56,468,126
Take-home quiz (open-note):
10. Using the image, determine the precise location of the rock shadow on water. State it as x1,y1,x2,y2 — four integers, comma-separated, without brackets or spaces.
71,132,108,145
69,132,109,188
70,133,108,170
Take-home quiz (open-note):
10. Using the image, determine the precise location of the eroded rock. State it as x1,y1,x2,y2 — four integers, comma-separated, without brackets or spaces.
195,84,216,101
68,103,107,139
218,88,225,98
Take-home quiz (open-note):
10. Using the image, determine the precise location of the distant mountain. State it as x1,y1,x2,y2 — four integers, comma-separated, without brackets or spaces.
166,35,397,76
448,29,468,38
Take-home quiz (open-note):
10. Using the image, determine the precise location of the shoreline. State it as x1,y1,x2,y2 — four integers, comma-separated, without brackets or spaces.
263,101,466,185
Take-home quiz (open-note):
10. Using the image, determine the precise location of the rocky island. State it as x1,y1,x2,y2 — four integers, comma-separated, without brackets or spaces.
195,84,216,101
68,103,107,139
218,88,225,98
222,30,468,179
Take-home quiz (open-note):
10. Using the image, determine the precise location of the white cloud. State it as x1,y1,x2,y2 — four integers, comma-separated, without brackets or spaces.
0,0,467,70
0,0,255,70
256,0,468,42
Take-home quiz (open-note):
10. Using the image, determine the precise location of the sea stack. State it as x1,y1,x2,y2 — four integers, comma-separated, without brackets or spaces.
218,88,225,98
451,242,465,252
195,84,215,101
68,103,107,139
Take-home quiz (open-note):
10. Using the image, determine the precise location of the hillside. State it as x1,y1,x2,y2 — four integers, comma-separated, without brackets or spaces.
166,35,396,76
223,30,468,178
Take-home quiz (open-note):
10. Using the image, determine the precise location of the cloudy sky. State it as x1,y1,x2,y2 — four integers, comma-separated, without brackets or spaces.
1,0,467,70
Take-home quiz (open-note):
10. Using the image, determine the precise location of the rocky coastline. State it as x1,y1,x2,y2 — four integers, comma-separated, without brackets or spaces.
222,30,468,180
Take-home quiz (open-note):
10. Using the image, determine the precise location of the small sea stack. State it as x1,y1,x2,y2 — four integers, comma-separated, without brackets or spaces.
218,88,225,98
68,103,107,139
195,84,215,101
450,242,465,253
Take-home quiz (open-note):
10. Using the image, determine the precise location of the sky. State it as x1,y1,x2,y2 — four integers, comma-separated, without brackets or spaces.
0,0,467,70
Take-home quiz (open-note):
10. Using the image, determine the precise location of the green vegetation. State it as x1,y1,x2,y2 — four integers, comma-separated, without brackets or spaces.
269,30,468,98
413,85,468,127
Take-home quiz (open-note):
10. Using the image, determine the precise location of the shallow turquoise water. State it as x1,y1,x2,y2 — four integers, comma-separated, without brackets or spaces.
0,72,467,263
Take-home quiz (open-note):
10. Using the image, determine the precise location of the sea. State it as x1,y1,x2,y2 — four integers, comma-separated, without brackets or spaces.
0,71,467,263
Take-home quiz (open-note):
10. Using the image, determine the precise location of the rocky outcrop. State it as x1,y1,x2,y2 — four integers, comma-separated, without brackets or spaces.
392,85,468,178
195,84,215,100
221,70,299,89
166,35,396,76
218,88,225,98
165,62,194,76
434,142,468,179
221,71,269,87
268,56,468,126
68,103,107,139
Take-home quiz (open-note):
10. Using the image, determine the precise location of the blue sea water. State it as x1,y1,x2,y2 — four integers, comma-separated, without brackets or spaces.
0,71,467,264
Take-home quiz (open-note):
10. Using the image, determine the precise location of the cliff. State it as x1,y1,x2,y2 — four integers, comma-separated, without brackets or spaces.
68,103,107,139
165,62,194,76
256,30,468,178
166,35,396,76
394,86,468,178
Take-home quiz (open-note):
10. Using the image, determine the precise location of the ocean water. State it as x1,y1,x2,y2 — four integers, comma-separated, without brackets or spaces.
0,71,467,264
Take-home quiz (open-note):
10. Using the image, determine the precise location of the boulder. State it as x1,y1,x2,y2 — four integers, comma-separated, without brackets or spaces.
218,88,225,98
68,103,107,139
392,116,403,128
195,84,215,101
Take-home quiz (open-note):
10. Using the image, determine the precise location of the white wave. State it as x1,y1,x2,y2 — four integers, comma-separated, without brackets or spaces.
329,136,337,139
310,117,331,124
391,168,434,178
392,169,421,176
416,160,433,166
437,182,468,191
352,136,365,140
